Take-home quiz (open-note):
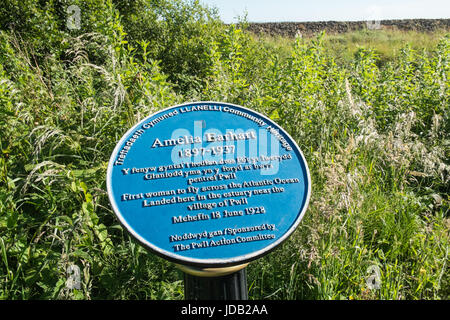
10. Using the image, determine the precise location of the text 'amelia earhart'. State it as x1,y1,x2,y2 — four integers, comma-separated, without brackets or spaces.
151,131,257,148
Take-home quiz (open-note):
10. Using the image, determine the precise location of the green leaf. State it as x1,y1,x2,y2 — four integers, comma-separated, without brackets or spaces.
269,109,280,120
6,210,18,229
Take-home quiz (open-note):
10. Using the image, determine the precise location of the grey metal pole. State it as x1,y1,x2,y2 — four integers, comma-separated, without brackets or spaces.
176,263,249,300
184,267,248,300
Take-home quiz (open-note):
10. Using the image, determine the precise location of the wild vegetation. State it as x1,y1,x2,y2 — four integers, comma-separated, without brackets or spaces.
0,0,448,299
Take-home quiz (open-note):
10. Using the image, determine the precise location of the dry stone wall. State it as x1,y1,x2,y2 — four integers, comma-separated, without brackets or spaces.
245,19,450,37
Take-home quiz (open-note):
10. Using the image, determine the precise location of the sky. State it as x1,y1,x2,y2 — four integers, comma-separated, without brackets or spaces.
199,0,450,23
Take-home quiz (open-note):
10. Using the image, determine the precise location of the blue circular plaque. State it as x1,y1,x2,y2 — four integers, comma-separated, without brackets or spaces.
107,102,311,267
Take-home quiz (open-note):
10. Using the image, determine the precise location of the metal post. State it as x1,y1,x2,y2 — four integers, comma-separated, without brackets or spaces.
176,264,248,300
184,268,248,300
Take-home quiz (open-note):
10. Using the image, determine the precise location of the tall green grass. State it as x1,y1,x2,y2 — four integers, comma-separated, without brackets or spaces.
0,0,448,299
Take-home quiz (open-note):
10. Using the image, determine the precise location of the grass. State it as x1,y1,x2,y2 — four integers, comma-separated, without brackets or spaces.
324,28,449,63
253,28,449,65
0,1,448,300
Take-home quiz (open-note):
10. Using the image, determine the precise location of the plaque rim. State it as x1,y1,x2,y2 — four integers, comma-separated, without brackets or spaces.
106,101,312,267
